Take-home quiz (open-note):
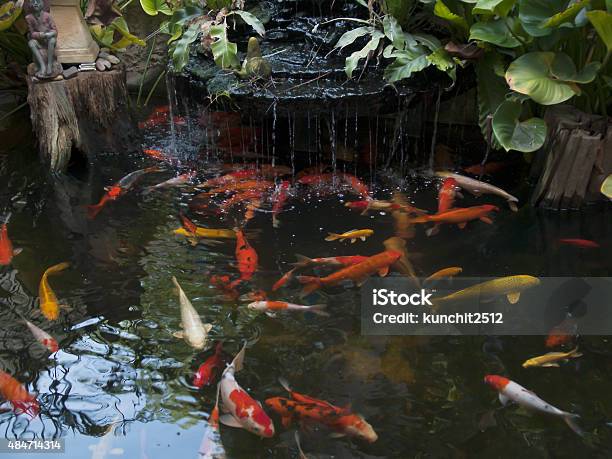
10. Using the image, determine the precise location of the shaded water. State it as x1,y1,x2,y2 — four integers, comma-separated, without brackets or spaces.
0,105,611,459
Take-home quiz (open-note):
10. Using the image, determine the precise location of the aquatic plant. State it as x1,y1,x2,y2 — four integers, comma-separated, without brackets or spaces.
140,0,264,72
427,0,611,153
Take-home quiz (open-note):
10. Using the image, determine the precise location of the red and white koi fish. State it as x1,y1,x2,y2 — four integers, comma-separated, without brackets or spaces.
247,301,328,317
271,181,291,228
0,213,21,266
219,344,275,438
87,167,162,219
272,268,296,292
436,172,519,211
484,375,582,436
291,254,369,269
144,171,196,193
231,230,258,288
194,342,227,388
24,319,59,353
0,370,39,417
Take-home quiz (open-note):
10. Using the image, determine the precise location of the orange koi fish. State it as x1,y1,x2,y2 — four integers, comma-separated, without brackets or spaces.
345,200,426,216
87,167,161,219
325,229,373,243
272,181,291,228
247,301,328,316
210,274,240,301
0,214,21,266
179,212,198,236
272,268,296,292
341,173,370,199
438,177,461,214
425,267,463,283
297,173,336,186
558,238,600,249
24,319,59,353
409,205,499,236
143,149,170,162
219,344,275,437
297,250,402,295
39,262,70,321
193,342,227,388
220,190,264,214
205,180,274,196
546,315,578,349
232,229,258,287
0,370,39,417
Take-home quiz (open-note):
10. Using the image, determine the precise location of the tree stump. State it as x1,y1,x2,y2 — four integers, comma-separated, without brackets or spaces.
530,105,611,210
26,68,137,172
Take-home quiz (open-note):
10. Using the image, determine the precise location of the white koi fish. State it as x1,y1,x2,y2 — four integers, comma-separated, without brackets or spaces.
172,276,212,350
247,301,329,317
24,319,59,353
436,171,519,211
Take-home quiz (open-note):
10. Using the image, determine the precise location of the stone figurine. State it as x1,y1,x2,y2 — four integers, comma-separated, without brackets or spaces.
25,0,61,80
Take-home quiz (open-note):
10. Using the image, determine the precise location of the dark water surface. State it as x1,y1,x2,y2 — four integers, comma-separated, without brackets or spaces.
0,107,611,459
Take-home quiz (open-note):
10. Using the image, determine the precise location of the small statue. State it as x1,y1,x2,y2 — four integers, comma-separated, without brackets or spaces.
237,37,271,80
25,0,61,80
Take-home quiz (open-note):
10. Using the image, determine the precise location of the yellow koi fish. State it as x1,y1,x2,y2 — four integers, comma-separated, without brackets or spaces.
425,267,463,282
325,229,373,243
432,275,540,311
39,262,70,321
173,227,236,244
522,348,582,368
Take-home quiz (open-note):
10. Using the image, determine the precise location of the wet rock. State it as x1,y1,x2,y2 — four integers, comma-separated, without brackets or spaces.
95,58,107,71
206,71,239,95
62,66,79,80
99,51,120,65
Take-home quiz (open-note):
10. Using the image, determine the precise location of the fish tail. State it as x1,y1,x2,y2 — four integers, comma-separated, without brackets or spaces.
563,413,583,437
324,233,341,242
297,276,322,295
86,204,103,219
230,342,247,374
309,304,329,317
569,347,583,358
45,262,70,276
278,377,292,394
291,254,314,268
426,225,440,237
508,200,518,212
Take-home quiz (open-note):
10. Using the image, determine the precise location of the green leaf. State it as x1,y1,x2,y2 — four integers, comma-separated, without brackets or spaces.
475,53,508,148
434,0,469,35
206,0,232,9
228,10,265,37
492,100,547,152
172,22,200,72
384,53,431,82
505,52,581,104
541,0,589,28
209,23,240,70
518,0,567,37
472,0,517,16
549,52,601,82
427,47,456,80
0,1,22,32
335,26,375,51
383,15,405,49
469,18,522,47
601,174,612,199
413,33,442,51
110,18,146,49
345,31,384,78
587,10,612,52
140,0,172,16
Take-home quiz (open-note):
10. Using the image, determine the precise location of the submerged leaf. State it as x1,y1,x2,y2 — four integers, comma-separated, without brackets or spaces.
492,100,547,152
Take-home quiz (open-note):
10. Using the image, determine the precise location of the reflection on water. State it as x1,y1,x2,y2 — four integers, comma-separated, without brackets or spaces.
0,105,611,459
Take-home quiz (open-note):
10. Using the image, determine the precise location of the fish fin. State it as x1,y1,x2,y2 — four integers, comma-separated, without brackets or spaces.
508,201,518,212
265,311,277,318
282,415,293,429
188,237,199,246
506,292,521,304
272,216,280,228
570,352,583,359
204,323,213,333
541,363,560,368
46,262,70,275
173,331,184,339
480,216,493,224
291,254,313,268
425,225,440,237
360,236,366,241
219,414,244,429
378,267,389,277
297,276,321,296
350,238,356,243
294,431,306,458
324,233,340,242
329,432,346,438
309,304,329,317
498,393,510,406
563,414,583,437
456,191,464,199
278,377,292,393
231,342,247,373
13,248,22,256
457,222,467,229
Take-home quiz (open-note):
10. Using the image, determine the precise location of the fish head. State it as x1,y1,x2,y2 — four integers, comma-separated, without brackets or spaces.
107,186,122,198
386,250,403,263
484,374,509,391
247,301,264,311
339,414,378,443
521,360,534,369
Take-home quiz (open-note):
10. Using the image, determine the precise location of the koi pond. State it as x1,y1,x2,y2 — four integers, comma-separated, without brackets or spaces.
0,102,611,459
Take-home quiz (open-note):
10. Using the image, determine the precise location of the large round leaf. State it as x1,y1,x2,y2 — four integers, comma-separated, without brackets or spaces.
505,52,580,105
469,18,522,47
140,0,172,16
492,100,547,152
518,0,567,37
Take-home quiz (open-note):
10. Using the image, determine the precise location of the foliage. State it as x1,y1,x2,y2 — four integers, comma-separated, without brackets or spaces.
426,0,611,152
90,16,146,50
142,0,264,73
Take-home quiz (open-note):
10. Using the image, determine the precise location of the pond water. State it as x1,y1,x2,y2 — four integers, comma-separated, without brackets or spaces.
0,105,611,459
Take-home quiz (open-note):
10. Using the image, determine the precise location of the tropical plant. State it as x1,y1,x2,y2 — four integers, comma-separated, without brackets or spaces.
425,0,611,153
140,0,264,72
